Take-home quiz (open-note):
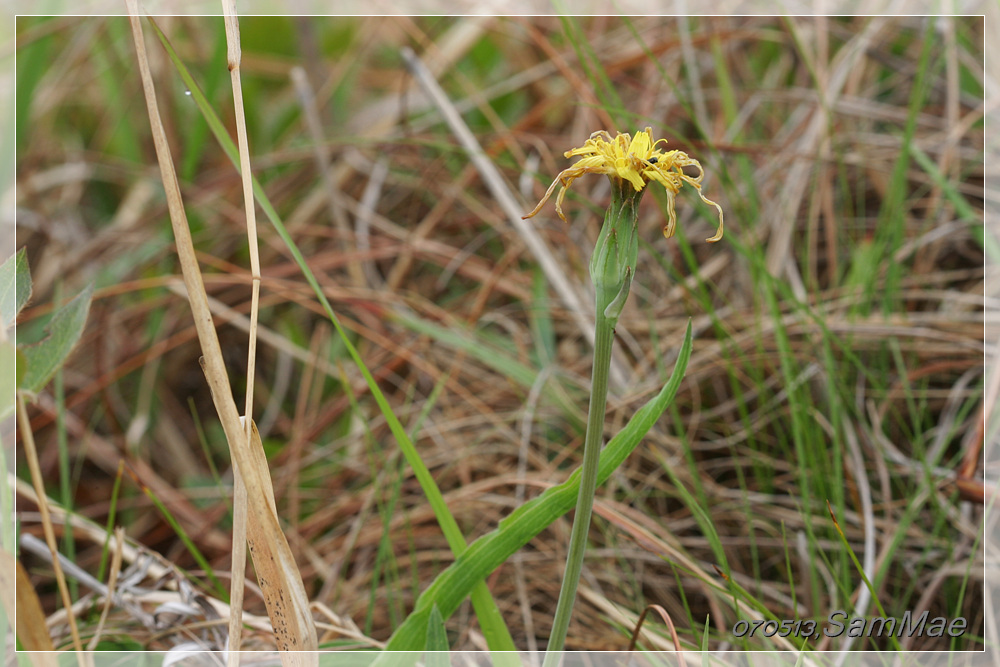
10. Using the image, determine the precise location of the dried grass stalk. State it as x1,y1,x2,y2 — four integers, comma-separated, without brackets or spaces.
220,0,259,658
125,2,317,660
16,394,85,657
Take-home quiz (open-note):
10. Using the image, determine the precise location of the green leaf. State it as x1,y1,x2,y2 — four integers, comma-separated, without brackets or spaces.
381,322,694,653
92,637,145,651
18,284,94,396
424,605,450,662
0,248,31,329
0,342,16,422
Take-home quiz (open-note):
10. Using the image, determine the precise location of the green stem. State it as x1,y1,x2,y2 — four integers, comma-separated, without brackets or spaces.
544,307,616,659
545,179,640,661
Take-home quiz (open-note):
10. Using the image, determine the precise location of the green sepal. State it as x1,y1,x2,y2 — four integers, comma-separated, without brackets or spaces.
589,179,642,321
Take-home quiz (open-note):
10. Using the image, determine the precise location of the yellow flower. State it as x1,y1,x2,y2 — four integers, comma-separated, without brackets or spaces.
522,127,724,243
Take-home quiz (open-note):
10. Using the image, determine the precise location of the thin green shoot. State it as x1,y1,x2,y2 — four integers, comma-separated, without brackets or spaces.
826,500,902,652
95,461,125,585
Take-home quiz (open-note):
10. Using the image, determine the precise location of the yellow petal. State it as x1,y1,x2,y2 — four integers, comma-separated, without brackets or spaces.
620,166,646,191
574,155,610,171
628,129,652,157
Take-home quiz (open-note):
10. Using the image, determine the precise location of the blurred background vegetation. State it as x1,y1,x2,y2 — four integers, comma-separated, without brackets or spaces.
13,14,985,653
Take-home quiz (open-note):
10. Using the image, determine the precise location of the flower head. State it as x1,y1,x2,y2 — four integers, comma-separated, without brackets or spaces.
522,127,724,242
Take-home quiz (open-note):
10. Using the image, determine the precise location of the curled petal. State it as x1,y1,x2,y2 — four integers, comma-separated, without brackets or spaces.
554,176,576,222
662,189,678,239
590,130,614,143
521,171,564,220
697,191,725,243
